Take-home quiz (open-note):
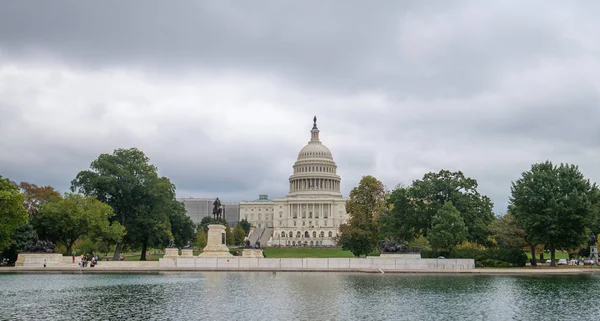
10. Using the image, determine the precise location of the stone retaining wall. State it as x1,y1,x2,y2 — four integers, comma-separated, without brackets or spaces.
15,253,64,267
159,257,475,271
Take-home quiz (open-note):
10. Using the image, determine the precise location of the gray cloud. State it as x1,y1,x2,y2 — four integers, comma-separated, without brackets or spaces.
1,1,600,214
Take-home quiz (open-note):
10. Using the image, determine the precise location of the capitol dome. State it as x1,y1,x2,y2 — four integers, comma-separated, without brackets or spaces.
287,117,342,198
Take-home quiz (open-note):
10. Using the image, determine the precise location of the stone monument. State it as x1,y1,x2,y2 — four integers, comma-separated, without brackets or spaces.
242,239,264,257
164,239,179,257
199,224,233,257
181,241,193,257
16,240,64,267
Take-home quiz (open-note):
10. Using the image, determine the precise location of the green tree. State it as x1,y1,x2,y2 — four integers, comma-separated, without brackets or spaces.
379,186,414,242
388,170,494,245
124,177,178,260
194,229,207,249
238,219,251,235
0,176,28,252
0,224,37,264
71,148,179,260
199,216,228,232
489,211,527,249
338,176,386,257
35,193,125,255
510,161,596,266
225,225,234,246
427,202,467,253
168,200,195,248
233,224,246,246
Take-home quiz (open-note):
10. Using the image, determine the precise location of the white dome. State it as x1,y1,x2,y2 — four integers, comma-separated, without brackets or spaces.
287,117,342,198
297,142,333,160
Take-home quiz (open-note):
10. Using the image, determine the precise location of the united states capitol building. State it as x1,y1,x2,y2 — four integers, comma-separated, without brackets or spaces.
180,117,349,246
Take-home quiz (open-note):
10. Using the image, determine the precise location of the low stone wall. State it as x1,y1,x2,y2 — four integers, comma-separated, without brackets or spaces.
15,253,64,267
159,257,475,271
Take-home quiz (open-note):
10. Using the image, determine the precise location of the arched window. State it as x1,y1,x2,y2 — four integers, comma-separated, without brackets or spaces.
289,232,293,238
312,231,317,238
328,231,332,237
304,231,309,238
281,231,285,238
297,231,301,238
292,241,296,246
320,231,324,237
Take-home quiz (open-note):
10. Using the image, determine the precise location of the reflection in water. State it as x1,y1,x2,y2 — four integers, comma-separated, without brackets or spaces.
1,272,600,320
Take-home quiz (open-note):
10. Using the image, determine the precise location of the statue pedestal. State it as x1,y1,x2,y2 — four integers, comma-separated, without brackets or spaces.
164,248,179,257
199,225,233,257
181,249,194,257
590,246,598,260
242,249,264,258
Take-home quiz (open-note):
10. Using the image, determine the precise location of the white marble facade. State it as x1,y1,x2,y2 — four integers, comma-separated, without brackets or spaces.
240,118,348,246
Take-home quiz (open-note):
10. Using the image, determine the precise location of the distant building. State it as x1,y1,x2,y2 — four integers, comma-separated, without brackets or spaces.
178,198,239,227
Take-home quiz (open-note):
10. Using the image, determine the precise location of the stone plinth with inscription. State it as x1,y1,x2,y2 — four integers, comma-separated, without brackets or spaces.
242,249,264,258
199,224,233,257
164,248,179,257
181,249,194,257
15,253,64,267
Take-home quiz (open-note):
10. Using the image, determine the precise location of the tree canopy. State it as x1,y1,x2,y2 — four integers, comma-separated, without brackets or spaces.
385,170,494,245
71,148,194,260
510,161,597,266
427,201,467,251
0,176,28,252
35,193,125,255
338,175,386,257
19,182,60,220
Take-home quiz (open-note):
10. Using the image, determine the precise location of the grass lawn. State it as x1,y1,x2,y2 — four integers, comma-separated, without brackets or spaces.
263,247,355,258
525,251,569,260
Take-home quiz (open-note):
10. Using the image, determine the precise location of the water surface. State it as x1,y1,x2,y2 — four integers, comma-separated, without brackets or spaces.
1,272,599,320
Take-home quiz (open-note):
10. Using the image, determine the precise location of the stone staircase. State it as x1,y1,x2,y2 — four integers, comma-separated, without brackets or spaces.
248,227,273,247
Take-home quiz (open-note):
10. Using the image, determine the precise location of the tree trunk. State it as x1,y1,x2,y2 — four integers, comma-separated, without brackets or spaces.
112,242,123,261
539,251,544,261
550,247,556,267
66,242,73,257
140,241,148,261
530,245,537,266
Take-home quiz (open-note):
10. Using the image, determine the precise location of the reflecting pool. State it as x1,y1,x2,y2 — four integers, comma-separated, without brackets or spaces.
1,272,600,320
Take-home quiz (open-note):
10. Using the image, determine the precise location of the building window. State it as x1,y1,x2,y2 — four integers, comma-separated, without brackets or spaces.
279,211,282,218
302,221,305,226
297,231,301,238
294,221,297,226
304,231,309,238
320,231,324,237
313,231,317,238
309,212,312,218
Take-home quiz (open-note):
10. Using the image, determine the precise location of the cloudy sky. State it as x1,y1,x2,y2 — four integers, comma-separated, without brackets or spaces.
1,1,599,214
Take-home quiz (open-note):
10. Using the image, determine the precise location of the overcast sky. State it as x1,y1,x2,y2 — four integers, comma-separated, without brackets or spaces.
1,1,599,214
